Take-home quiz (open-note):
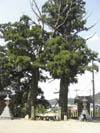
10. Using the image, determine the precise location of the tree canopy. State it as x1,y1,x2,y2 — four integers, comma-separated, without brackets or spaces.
0,15,48,118
40,0,99,120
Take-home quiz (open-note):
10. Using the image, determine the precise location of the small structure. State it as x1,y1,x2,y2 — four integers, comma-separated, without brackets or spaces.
74,96,92,117
79,98,92,121
48,99,58,112
0,94,13,119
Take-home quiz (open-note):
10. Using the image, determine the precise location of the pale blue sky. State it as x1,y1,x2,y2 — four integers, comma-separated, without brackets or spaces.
0,0,100,99
85,0,100,55
0,0,99,52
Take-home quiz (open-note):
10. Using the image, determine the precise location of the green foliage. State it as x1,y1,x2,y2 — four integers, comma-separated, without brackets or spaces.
0,15,49,118
0,46,11,90
21,103,28,117
0,14,46,85
36,104,47,115
42,0,87,36
41,35,98,82
41,0,99,83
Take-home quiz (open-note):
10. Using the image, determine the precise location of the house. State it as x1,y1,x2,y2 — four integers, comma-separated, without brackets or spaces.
47,98,77,118
74,96,92,117
47,98,58,112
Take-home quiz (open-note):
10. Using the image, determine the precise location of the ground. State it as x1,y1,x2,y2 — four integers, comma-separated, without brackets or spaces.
0,119,100,133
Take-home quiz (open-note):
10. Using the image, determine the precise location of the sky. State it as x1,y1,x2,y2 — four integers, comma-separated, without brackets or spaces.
0,0,100,99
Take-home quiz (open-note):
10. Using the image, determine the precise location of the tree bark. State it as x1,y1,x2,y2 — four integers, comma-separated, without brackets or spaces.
28,68,39,119
59,77,69,120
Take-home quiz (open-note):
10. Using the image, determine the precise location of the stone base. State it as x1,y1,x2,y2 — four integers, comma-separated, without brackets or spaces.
0,117,13,120
0,105,13,120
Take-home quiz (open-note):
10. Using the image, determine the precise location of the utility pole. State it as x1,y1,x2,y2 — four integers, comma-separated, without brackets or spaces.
92,61,96,119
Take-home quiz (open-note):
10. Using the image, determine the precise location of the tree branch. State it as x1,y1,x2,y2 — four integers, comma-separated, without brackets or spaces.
52,1,73,36
56,1,73,29
31,0,44,31
85,32,96,41
30,0,40,20
32,0,42,16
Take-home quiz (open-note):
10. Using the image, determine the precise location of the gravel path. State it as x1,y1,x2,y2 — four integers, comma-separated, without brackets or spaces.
0,119,100,133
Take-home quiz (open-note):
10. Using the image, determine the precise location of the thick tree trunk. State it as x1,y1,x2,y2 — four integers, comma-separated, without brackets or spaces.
28,68,39,119
59,77,69,120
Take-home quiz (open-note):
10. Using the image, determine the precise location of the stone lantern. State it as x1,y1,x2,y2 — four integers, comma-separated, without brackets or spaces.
82,98,88,110
0,94,13,119
79,97,92,121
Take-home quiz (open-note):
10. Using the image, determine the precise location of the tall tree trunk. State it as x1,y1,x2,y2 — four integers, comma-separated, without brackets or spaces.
59,77,69,120
28,68,39,119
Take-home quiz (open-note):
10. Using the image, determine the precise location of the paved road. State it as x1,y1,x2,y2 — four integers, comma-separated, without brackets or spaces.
0,119,100,133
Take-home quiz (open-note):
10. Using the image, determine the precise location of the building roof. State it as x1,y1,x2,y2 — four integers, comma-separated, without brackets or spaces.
74,96,93,103
48,99,58,107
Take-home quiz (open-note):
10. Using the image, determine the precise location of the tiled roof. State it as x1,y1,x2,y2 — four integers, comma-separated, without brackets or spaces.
74,96,93,103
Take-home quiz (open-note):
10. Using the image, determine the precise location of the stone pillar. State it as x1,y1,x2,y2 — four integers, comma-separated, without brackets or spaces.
57,106,61,120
